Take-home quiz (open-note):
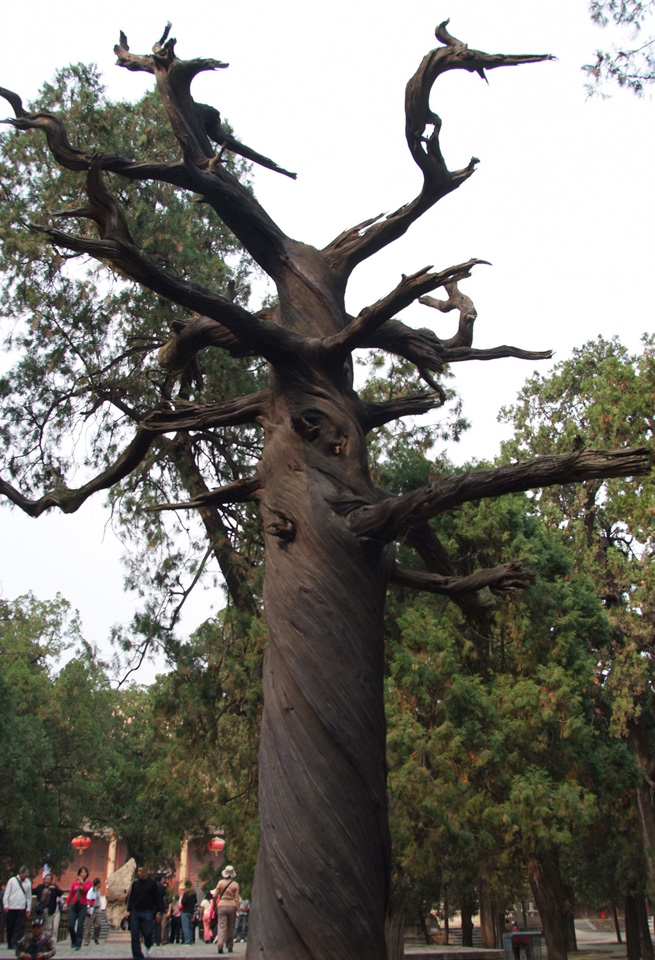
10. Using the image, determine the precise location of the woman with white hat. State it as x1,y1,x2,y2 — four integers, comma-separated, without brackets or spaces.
212,866,239,954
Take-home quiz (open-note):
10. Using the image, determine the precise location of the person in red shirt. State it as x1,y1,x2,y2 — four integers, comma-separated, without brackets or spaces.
65,868,91,950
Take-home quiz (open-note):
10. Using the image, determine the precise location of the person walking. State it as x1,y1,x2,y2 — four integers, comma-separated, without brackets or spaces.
125,867,164,960
15,915,56,960
153,876,167,946
65,867,91,950
32,876,63,942
233,899,249,944
213,866,239,955
169,897,182,944
199,891,212,943
4,867,32,949
180,882,196,946
83,879,103,945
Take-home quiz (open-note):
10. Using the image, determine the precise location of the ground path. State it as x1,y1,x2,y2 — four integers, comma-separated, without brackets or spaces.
0,922,627,960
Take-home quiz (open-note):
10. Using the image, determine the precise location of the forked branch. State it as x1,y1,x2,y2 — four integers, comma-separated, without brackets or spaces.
419,281,477,348
0,428,155,517
364,320,447,378
347,446,653,542
327,258,487,355
141,390,269,433
114,26,296,178
391,559,535,597
323,23,553,282
145,475,261,512
406,523,501,614
359,273,550,390
34,164,300,361
360,392,446,432
1,48,294,279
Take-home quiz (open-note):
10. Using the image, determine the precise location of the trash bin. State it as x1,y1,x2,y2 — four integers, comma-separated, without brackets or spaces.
503,931,543,960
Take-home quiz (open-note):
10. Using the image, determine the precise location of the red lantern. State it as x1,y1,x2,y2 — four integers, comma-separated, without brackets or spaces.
206,836,225,853
71,835,91,851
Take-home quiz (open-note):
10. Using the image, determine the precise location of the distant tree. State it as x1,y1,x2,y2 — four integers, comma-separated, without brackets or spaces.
0,593,112,873
501,336,655,935
386,483,640,958
1,24,650,960
144,612,265,880
585,0,655,94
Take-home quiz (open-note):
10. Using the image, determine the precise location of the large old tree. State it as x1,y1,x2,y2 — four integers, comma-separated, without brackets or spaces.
1,23,651,960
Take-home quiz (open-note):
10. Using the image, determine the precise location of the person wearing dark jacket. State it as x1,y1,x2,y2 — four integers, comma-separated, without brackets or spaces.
125,868,164,960
32,877,63,941
180,882,197,946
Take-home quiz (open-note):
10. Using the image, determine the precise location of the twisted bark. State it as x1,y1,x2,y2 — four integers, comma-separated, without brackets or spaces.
249,385,391,960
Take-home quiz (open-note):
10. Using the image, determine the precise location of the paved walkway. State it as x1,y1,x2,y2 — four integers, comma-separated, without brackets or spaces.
0,943,246,960
0,925,626,960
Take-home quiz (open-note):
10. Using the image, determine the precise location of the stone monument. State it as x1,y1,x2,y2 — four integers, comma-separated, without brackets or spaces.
105,857,136,931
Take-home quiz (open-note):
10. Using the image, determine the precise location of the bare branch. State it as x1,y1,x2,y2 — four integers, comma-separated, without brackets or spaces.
1,76,294,279
114,28,296,178
441,344,554,364
145,475,261,512
114,26,228,163
322,23,553,281
196,103,297,179
391,559,535,597
419,282,552,362
115,28,297,274
0,428,155,517
406,523,499,614
142,390,269,433
35,164,302,361
364,320,446,374
419,280,477,348
157,314,255,369
346,446,653,542
326,258,487,354
360,392,445,432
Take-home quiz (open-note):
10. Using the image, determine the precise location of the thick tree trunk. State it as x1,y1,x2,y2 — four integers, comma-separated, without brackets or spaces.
626,895,641,960
612,904,623,944
637,896,655,960
495,900,507,947
460,893,474,946
479,878,496,948
385,901,405,960
527,853,572,960
564,882,578,952
247,380,391,960
418,908,432,944
629,721,655,899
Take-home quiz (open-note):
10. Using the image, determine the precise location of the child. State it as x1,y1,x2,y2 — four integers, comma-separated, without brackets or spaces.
84,879,103,945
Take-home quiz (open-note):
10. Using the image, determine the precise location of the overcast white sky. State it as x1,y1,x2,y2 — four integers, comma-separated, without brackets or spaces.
1,0,654,681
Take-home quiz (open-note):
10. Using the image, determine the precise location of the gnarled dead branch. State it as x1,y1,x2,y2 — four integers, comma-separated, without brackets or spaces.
346,446,653,542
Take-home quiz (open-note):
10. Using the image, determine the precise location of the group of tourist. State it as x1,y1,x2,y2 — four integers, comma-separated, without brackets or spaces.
2,862,249,959
1,867,59,960
123,864,248,957
1,865,106,958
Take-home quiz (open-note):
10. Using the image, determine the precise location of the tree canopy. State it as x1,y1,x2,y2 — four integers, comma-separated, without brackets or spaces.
585,0,655,93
